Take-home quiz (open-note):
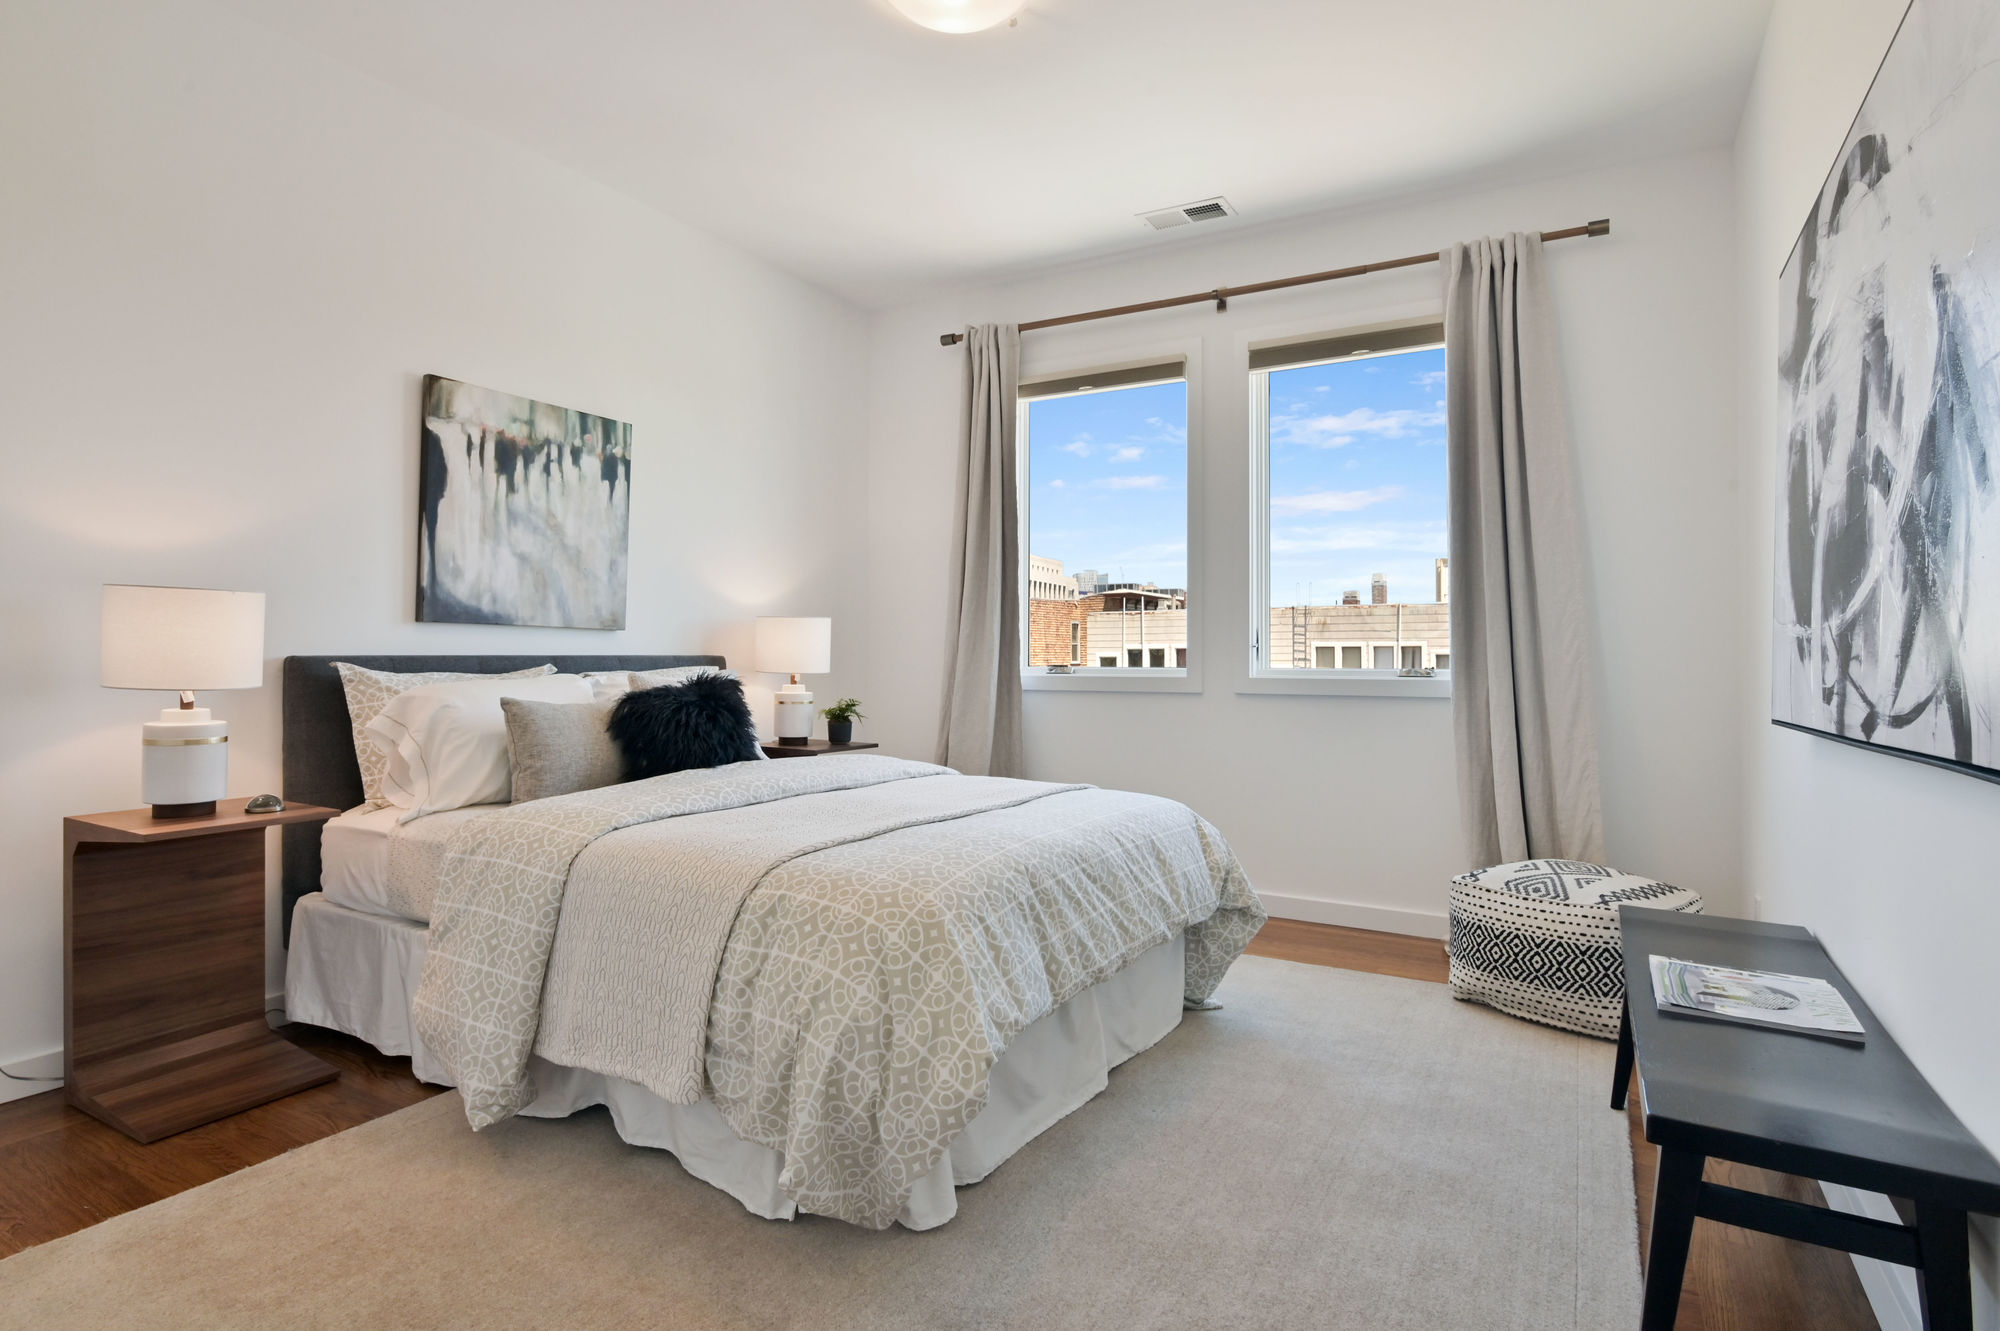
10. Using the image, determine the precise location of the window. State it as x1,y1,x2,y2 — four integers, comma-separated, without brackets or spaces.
1250,322,1450,682
1022,361,1189,676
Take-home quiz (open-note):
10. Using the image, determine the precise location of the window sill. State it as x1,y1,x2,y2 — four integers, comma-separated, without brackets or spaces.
1236,671,1451,698
1022,668,1200,694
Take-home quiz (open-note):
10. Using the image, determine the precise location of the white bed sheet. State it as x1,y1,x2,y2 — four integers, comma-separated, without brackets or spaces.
319,803,500,918
284,891,1185,1230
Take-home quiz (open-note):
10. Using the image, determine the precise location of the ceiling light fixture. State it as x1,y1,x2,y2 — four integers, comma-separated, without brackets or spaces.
886,0,1023,34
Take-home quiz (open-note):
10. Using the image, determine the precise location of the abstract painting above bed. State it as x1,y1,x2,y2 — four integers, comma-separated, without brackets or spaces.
1772,0,2000,783
417,374,632,629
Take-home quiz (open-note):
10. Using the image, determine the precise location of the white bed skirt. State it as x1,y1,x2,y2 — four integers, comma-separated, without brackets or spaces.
285,892,1185,1230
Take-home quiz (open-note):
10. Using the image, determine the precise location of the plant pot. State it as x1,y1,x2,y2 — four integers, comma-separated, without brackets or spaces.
826,720,854,745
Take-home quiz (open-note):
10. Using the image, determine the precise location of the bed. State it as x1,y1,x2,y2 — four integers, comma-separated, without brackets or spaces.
280,655,1263,1230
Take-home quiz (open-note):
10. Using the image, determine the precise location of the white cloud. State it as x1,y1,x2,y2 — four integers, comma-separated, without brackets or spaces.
1269,520,1448,555
1061,439,1092,457
1415,370,1446,389
1092,475,1167,490
1048,479,1065,489
1142,416,1187,445
1269,485,1404,515
1270,405,1445,449
1111,446,1145,462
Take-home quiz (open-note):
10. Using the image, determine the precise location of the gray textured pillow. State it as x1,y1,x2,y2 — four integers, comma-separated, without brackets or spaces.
501,697,625,803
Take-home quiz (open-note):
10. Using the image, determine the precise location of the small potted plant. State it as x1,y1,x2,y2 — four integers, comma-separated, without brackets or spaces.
820,698,864,745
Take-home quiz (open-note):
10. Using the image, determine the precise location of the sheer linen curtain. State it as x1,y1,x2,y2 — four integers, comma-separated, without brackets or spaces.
935,323,1025,777
1442,234,1604,867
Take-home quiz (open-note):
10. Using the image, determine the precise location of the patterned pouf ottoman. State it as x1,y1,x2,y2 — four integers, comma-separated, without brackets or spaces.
1448,859,1703,1039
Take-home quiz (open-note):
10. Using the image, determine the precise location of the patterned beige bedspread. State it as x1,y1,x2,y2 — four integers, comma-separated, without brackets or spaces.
409,756,1263,1228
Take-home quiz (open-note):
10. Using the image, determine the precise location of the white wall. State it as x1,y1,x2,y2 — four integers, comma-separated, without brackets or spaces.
865,149,1745,936
1735,0,2000,1320
0,0,869,1099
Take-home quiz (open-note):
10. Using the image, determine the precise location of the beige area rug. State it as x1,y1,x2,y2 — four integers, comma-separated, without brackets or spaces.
1,957,1640,1330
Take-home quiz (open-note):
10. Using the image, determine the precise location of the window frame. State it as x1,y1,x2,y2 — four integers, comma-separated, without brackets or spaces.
1019,337,1204,695
1241,312,1452,699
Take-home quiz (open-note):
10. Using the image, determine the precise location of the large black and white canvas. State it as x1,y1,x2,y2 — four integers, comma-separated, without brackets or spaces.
1774,0,2000,783
417,375,631,629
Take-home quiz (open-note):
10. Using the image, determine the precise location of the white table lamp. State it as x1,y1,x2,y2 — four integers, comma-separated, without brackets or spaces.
754,616,831,744
101,584,266,818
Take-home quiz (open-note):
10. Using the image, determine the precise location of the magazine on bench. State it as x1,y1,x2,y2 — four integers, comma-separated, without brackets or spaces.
1648,956,1866,1043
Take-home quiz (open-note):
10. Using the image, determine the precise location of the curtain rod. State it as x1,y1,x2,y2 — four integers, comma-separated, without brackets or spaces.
937,219,1610,347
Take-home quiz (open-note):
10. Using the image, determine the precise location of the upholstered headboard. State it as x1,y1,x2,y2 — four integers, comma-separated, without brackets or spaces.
279,654,726,935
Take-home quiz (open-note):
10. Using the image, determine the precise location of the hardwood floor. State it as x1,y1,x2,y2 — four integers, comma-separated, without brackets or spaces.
0,918,1875,1331
0,1026,438,1260
1242,921,1878,1331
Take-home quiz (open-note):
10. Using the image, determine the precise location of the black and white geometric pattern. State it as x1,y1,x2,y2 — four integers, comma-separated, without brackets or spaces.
1447,859,1703,1039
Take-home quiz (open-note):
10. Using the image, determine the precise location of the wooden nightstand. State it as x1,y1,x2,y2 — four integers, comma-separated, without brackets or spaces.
760,739,881,759
64,797,341,1143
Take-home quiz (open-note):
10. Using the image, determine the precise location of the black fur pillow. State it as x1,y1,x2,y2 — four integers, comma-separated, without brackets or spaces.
607,672,761,779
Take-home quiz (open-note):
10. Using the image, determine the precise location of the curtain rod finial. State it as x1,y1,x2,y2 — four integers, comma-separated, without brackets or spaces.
940,332,963,347
1587,218,1611,237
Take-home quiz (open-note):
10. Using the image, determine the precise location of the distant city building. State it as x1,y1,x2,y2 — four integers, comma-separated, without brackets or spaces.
1026,555,1448,672
1265,602,1450,671
1027,557,1186,668
1028,554,1077,602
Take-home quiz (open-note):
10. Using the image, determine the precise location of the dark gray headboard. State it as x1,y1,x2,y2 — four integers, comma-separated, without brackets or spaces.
280,654,726,935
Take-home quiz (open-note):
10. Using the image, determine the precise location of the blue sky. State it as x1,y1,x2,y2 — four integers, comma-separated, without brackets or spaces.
1025,347,1447,606
1265,345,1448,607
1025,380,1189,589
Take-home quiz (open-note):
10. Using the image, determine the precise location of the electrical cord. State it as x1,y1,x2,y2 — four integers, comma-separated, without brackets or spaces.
0,1009,290,1084
0,1007,294,1079
0,1064,60,1083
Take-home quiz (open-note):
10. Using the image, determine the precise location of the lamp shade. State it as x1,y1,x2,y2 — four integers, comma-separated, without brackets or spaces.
754,616,831,676
101,585,265,691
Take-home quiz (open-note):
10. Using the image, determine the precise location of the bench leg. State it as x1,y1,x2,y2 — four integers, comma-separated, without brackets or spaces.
1915,1202,1972,1331
1611,998,1634,1110
1641,1147,1704,1331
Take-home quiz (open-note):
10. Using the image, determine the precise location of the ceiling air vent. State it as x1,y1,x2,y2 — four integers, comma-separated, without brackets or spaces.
1138,196,1237,231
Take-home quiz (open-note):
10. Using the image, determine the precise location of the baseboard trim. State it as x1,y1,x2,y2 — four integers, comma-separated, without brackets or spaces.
1819,1181,1921,1331
1258,892,1448,940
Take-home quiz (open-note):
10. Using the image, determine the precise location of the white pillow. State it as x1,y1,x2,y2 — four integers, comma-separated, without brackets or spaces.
625,666,736,692
581,670,635,704
366,673,593,821
335,662,557,807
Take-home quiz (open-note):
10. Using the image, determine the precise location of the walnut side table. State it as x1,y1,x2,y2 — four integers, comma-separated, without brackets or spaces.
64,797,340,1142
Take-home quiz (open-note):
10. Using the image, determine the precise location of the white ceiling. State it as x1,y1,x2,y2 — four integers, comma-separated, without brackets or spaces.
242,0,1773,307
